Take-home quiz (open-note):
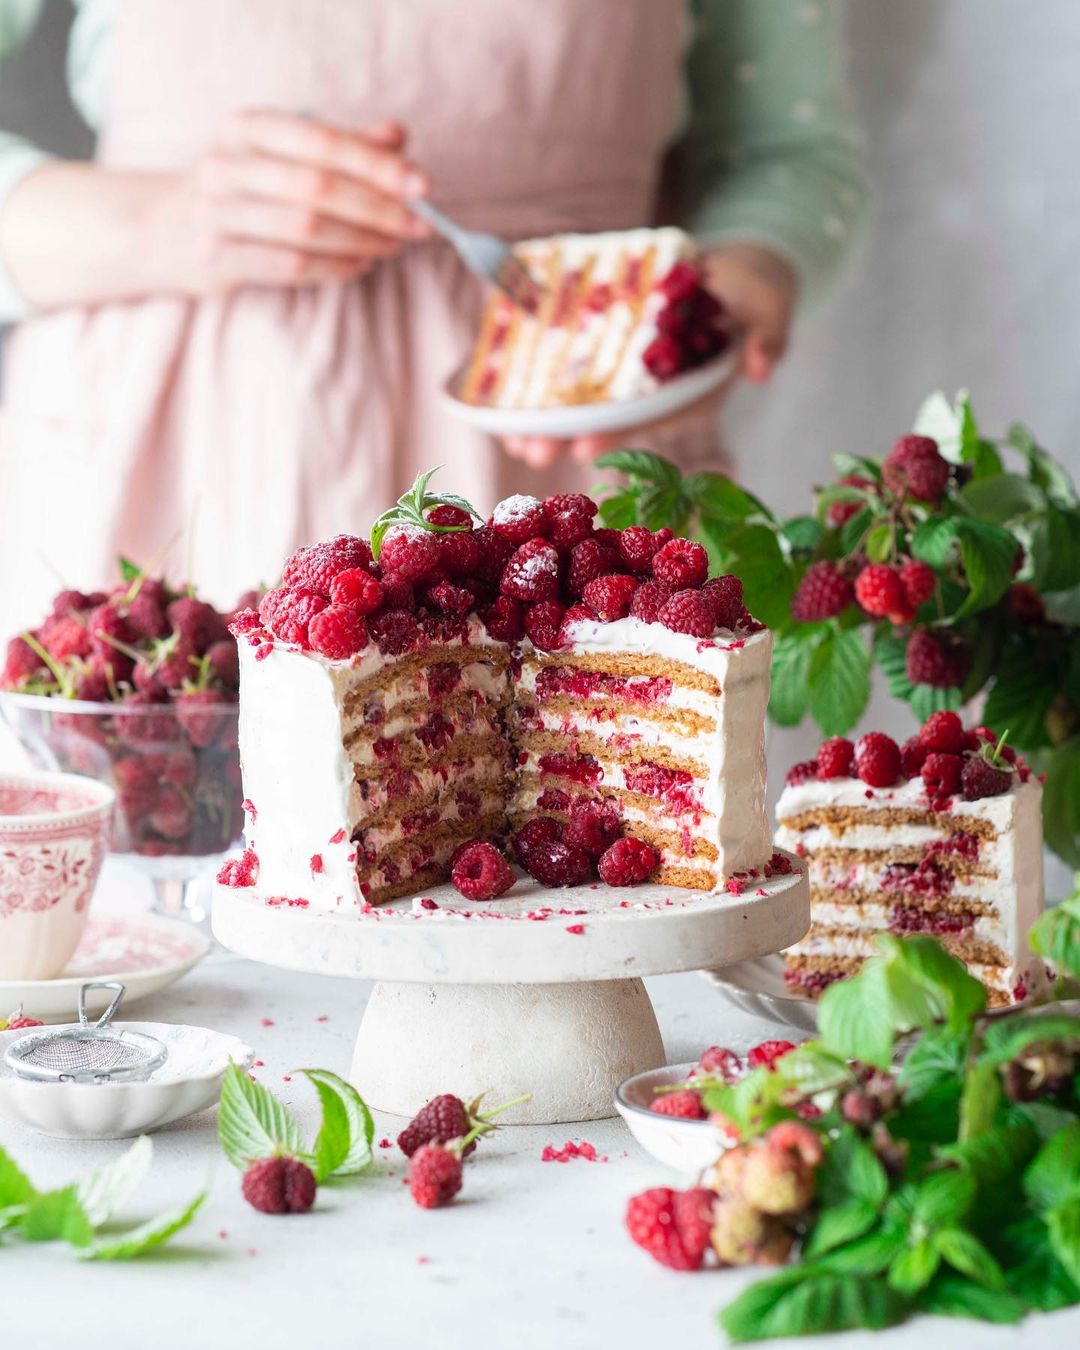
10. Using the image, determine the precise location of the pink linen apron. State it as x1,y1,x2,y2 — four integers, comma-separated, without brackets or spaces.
0,0,695,630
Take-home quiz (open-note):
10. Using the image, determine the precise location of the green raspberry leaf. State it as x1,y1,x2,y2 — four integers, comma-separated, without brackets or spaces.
217,1062,307,1171
21,1186,94,1247
832,451,883,483
818,959,895,1068
779,515,823,554
913,1171,977,1228
805,1198,879,1258
594,449,681,486
595,487,640,530
1023,1120,1080,1211
76,1134,154,1227
1039,741,1080,871
718,1268,907,1342
959,471,1046,522
982,1010,1080,1066
917,1272,1027,1324
888,1238,940,1295
937,1119,1038,1187
806,625,871,737
898,1024,971,1102
1008,421,1079,507
768,631,817,726
683,471,772,522
1047,1196,1080,1288
0,1144,36,1210
935,1228,1007,1289
299,1069,374,1180
80,1191,207,1261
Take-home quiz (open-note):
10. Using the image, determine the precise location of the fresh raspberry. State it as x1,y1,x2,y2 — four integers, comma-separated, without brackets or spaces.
259,587,327,647
557,603,594,645
3,635,44,686
886,594,918,627
145,748,196,790
308,605,369,659
827,474,874,528
817,737,854,779
398,1095,472,1158
39,614,92,661
544,494,597,552
175,689,228,748
87,602,133,653
905,628,970,688
564,799,621,860
74,669,111,702
5,1011,43,1029
500,539,560,602
206,639,240,688
922,752,962,797
651,538,708,589
899,559,936,607
241,1156,317,1215
379,524,441,584
451,842,516,901
702,574,744,629
426,504,472,529
790,562,854,623
785,759,819,786
154,641,198,691
369,608,420,656
698,1046,742,1083
523,599,566,651
525,840,592,888
629,580,675,624
567,538,620,596
472,525,515,584
900,735,929,778
658,589,715,638
50,588,93,616
597,837,659,886
491,494,548,544
167,597,227,653
920,710,967,753
425,579,476,615
125,593,170,641
437,530,482,578
746,1040,796,1071
660,260,702,302
618,526,665,574
961,756,1013,801
380,579,416,611
408,1143,463,1209
650,1090,705,1119
854,563,904,618
479,595,524,642
283,535,372,595
854,732,902,788
883,434,950,502
511,817,562,866
1009,583,1045,625
642,334,683,380
625,1187,709,1271
329,568,384,615
582,573,637,623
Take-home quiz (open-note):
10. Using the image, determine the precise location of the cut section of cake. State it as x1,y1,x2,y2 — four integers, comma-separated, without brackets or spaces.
462,228,732,409
775,715,1045,1007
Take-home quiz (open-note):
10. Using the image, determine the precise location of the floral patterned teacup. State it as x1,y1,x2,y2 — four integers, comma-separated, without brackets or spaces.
0,773,115,980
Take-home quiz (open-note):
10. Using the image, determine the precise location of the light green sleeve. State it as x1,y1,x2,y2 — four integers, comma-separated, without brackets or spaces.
682,0,868,310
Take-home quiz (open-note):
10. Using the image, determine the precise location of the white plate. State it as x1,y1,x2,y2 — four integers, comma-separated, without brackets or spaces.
615,1061,731,1174
0,912,211,1023
0,1021,252,1139
440,344,739,440
701,954,820,1035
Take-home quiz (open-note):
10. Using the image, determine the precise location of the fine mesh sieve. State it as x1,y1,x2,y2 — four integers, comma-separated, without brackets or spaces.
3,982,168,1084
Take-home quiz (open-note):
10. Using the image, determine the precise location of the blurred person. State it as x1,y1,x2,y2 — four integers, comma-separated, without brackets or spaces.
0,1,865,624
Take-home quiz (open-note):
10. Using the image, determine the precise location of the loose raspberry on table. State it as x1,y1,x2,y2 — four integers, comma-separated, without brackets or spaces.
565,799,621,860
900,735,929,778
650,1090,705,1119
479,595,524,642
379,524,441,585
525,839,592,888
785,759,819,787
658,589,715,638
598,837,659,886
900,558,936,607
883,434,950,502
369,608,420,656
511,817,563,866
652,538,708,589
437,529,482,578
426,504,472,529
451,842,516,901
491,494,547,544
702,574,744,629
618,526,665,573
854,732,901,788
242,1156,316,1215
905,628,970,688
746,1040,796,1071
283,535,373,595
628,580,675,624
408,1143,463,1209
790,562,854,623
398,1094,472,1158
259,587,327,647
961,755,1013,801
698,1046,743,1083
567,537,620,596
854,563,904,618
817,737,854,779
500,538,560,602
582,573,637,623
308,605,369,659
523,599,566,651
922,752,962,798
625,1186,711,1271
920,710,967,753
329,568,384,615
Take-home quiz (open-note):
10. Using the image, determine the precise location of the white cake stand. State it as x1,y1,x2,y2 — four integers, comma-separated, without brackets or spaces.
213,857,808,1125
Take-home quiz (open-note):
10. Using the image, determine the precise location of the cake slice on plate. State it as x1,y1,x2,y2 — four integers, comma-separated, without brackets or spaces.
774,714,1045,1007
461,227,732,409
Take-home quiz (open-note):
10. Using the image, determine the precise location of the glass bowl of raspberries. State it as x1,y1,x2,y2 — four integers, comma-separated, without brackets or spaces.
0,572,253,920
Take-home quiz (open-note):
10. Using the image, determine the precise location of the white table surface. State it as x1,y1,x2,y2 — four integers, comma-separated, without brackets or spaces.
3,864,1079,1350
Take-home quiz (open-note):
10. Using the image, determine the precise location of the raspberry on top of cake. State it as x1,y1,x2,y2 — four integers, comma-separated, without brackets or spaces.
462,227,732,409
775,713,1045,1008
224,472,774,910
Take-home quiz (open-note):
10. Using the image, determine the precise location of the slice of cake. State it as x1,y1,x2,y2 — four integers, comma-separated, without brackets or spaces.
462,227,732,409
224,477,773,912
775,714,1045,1007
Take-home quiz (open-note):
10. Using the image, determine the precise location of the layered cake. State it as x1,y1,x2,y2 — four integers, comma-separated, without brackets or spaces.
775,714,1045,1007
224,479,773,909
462,228,732,408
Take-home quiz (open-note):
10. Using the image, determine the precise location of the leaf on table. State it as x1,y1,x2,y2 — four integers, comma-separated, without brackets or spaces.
80,1191,207,1261
0,1144,36,1210
76,1135,154,1227
917,1272,1027,1324
299,1069,375,1181
718,1267,907,1343
217,1062,307,1171
20,1186,94,1248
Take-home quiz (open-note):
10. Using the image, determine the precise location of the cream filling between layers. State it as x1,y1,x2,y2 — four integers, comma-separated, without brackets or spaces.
794,901,1010,954
517,662,723,720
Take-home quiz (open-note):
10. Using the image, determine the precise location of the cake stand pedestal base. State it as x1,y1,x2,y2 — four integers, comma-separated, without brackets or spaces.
351,978,664,1123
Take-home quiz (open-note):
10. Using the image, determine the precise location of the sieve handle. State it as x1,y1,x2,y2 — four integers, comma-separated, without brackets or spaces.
78,982,126,1031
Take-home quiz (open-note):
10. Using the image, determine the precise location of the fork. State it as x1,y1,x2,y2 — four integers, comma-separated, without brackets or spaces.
410,198,543,313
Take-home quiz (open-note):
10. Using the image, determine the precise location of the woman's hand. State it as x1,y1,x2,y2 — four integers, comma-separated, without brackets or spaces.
499,242,796,471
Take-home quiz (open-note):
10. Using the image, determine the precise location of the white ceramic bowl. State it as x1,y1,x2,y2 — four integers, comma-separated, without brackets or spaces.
0,1021,252,1139
616,1061,731,1175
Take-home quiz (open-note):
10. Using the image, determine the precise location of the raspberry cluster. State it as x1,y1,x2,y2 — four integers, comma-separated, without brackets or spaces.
785,710,1030,802
510,800,660,890
2,573,249,859
641,262,733,382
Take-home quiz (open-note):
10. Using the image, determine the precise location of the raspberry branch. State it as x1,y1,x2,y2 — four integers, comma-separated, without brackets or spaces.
369,467,481,559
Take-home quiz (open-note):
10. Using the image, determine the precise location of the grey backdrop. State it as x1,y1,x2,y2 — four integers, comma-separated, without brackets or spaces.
1,1,1076,889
